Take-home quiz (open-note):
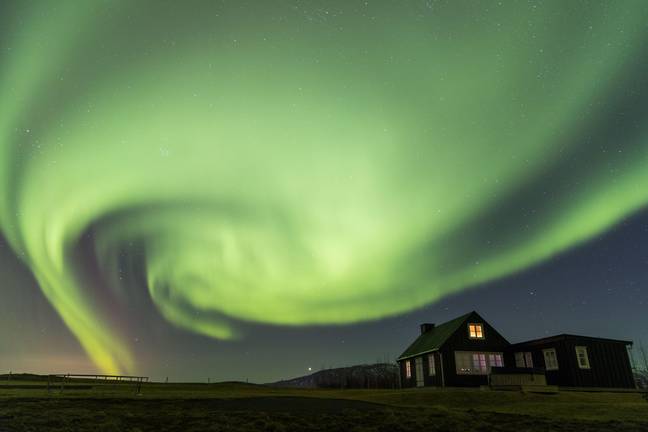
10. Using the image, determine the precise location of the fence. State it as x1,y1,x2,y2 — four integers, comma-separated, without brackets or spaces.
48,374,149,395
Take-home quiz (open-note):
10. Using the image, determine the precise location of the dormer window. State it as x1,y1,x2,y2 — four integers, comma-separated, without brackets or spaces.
468,323,484,339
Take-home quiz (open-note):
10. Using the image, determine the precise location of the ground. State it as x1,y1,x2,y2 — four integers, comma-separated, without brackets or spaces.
1,380,647,431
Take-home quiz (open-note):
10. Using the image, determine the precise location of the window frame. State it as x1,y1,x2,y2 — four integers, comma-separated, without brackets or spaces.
489,353,503,368
575,346,591,369
472,353,487,373
542,348,559,371
515,352,525,368
455,351,504,375
428,354,436,376
515,351,534,368
524,352,533,368
405,360,412,378
467,322,485,339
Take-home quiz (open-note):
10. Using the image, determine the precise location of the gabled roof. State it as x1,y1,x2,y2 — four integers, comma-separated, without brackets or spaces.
510,333,633,348
397,312,473,361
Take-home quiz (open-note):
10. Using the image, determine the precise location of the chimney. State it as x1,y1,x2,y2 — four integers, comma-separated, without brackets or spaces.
420,323,435,334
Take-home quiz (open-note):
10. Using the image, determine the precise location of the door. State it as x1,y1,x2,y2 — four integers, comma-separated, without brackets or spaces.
415,357,424,387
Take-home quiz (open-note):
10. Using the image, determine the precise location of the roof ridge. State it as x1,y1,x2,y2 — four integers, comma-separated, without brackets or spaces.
512,333,633,346
397,311,475,360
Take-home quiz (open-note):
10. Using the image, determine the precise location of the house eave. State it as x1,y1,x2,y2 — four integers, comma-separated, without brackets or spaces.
510,333,633,348
397,348,439,361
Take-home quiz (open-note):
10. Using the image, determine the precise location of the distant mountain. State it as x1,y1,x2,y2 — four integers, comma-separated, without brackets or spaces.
272,363,400,389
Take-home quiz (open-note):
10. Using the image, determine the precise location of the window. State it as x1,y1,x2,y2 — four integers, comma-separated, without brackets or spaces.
524,352,533,368
415,357,424,387
428,354,436,376
489,353,503,368
455,351,474,374
543,348,559,370
405,360,412,378
455,351,504,375
575,346,590,369
473,353,487,373
468,323,484,339
515,352,525,368
515,352,534,368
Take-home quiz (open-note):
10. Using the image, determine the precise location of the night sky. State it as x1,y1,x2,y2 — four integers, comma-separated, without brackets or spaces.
1,1,647,383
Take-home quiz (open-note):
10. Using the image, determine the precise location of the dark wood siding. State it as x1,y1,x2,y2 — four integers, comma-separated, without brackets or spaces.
400,312,511,388
440,312,510,387
399,358,415,388
440,345,485,387
399,352,443,388
399,313,634,389
423,352,443,387
509,336,634,388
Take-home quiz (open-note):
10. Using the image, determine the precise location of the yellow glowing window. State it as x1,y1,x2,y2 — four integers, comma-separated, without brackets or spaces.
468,323,484,339
405,360,412,378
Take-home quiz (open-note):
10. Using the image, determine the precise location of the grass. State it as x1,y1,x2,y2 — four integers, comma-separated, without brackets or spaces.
1,380,647,431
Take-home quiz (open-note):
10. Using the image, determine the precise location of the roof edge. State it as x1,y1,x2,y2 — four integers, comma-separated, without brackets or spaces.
396,311,477,359
397,348,439,361
511,333,633,347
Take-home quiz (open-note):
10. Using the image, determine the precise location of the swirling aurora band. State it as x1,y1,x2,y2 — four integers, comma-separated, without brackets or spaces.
1,1,648,374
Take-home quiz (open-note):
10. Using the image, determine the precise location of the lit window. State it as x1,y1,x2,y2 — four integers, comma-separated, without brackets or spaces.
575,346,590,369
543,348,559,370
489,353,503,368
524,352,533,368
472,353,487,373
405,360,412,378
428,354,436,376
468,323,484,339
456,351,504,375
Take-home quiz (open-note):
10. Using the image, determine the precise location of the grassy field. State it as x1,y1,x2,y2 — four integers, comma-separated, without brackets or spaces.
1,380,647,431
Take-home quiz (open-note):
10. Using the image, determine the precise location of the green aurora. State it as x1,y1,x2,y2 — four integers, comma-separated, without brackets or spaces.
1,1,648,374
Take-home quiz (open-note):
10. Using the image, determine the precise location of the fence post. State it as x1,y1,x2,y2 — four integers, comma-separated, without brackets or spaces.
135,377,142,396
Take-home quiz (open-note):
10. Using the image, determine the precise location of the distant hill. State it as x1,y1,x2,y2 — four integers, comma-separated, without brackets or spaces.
0,373,48,381
272,363,399,389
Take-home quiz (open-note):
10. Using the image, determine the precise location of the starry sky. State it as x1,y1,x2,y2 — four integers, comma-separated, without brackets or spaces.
1,1,647,382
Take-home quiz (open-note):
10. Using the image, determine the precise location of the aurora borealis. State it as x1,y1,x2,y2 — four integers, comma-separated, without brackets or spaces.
1,1,648,380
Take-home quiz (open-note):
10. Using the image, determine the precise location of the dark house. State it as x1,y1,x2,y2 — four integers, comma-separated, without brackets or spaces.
397,311,635,389
508,334,634,388
397,311,510,387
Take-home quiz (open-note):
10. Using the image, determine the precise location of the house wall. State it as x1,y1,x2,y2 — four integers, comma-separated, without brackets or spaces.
400,312,511,388
399,352,443,388
440,314,510,387
509,338,635,388
399,358,413,388
398,312,634,389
